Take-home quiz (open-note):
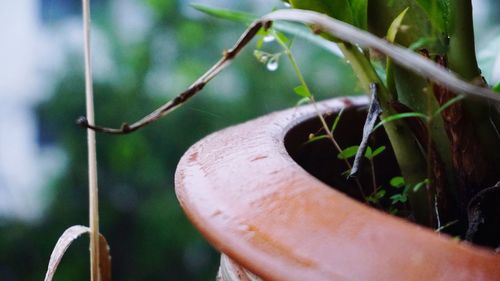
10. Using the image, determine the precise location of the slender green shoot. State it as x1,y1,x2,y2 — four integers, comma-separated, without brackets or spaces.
267,27,366,197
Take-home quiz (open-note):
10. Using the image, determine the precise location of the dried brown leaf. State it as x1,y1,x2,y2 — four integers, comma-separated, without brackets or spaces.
44,225,112,281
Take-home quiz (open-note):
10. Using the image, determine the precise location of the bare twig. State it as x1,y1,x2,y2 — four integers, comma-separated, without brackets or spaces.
78,21,272,134
80,9,500,135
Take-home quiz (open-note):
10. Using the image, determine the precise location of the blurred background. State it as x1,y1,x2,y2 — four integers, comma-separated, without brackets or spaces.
0,0,498,280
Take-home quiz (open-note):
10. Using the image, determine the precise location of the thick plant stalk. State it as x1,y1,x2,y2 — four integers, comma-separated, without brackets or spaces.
82,0,100,280
448,0,480,80
447,0,500,212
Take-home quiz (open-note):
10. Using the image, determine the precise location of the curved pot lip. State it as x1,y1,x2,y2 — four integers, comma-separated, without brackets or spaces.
175,97,500,281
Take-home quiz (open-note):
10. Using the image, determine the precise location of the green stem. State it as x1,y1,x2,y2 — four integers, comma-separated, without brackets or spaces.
448,0,480,80
272,31,367,198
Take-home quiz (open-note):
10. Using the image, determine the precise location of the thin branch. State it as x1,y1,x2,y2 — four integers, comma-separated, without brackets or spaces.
78,21,271,134
81,9,500,135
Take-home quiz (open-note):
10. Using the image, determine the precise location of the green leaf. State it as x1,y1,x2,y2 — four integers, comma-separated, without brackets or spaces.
337,146,359,159
493,83,500,93
370,146,386,158
192,5,343,57
296,97,311,106
293,85,311,98
408,37,437,50
289,0,368,30
414,0,448,32
367,189,386,203
433,94,464,117
364,146,373,158
390,193,408,204
348,0,368,30
386,7,409,43
330,108,345,134
390,176,405,188
413,179,429,192
275,31,291,46
191,3,255,24
373,112,428,132
303,134,329,145
362,145,386,160
289,0,354,25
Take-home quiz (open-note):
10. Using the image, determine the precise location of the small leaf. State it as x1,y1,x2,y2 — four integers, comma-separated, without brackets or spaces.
191,4,255,24
296,97,311,106
275,31,290,46
413,179,429,192
338,146,359,159
367,189,386,203
341,169,351,177
433,95,465,117
289,0,353,26
330,108,345,134
364,146,373,159
370,146,386,158
390,176,405,188
255,28,270,50
348,0,368,30
414,0,448,32
493,83,500,93
303,134,329,145
390,194,408,204
409,37,437,50
293,85,311,98
386,7,409,43
373,112,428,132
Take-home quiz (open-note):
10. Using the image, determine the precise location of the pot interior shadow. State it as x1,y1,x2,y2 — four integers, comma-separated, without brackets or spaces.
284,105,402,204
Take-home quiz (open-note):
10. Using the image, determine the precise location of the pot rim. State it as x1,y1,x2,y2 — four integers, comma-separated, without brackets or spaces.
175,97,500,281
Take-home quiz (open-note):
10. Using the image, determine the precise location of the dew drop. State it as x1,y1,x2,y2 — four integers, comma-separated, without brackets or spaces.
283,2,291,7
266,57,279,71
263,35,275,43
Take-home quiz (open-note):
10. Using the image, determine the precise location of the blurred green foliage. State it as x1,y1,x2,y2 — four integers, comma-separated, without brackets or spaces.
0,0,358,280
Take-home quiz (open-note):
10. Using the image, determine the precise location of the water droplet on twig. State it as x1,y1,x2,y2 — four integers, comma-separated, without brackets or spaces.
266,57,279,71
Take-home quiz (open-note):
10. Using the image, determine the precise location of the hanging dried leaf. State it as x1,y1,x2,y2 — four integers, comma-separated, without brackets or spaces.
349,83,382,178
44,225,112,281
99,233,112,281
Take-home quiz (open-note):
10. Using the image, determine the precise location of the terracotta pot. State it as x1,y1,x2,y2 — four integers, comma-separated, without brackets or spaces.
175,97,500,281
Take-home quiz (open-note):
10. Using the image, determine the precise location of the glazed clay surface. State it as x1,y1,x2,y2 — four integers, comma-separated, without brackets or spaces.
175,97,500,281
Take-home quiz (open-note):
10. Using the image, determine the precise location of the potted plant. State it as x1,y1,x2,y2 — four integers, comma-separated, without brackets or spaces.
80,0,500,280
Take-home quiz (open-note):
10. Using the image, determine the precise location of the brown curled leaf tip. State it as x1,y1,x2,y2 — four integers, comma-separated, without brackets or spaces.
76,116,88,127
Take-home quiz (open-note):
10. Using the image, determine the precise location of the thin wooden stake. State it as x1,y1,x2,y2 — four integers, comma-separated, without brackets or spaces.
82,0,100,280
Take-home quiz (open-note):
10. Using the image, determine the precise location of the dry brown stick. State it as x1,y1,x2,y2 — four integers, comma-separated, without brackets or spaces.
78,20,271,134
80,9,500,135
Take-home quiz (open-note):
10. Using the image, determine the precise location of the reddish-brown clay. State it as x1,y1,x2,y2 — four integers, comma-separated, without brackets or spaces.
175,97,500,281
